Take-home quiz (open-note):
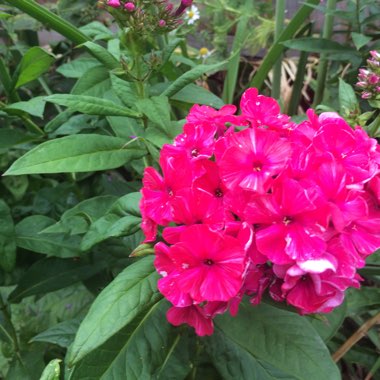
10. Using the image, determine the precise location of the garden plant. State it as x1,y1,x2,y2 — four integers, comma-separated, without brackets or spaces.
0,0,380,379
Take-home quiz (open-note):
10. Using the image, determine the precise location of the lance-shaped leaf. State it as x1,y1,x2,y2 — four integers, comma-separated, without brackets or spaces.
162,61,227,98
69,256,161,365
15,46,55,89
4,134,145,175
45,95,142,118
205,302,340,380
69,300,192,379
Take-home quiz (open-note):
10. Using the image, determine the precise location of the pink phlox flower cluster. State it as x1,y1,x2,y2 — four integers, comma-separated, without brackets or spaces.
140,88,380,336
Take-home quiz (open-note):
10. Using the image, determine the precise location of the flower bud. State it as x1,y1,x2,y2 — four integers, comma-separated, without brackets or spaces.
107,0,121,7
361,91,372,99
124,2,135,11
158,19,166,27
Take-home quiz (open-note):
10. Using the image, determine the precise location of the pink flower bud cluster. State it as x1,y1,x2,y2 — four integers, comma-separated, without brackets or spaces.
105,0,192,32
140,88,380,336
357,51,380,100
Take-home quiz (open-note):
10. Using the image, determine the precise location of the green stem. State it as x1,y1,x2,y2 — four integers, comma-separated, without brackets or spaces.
4,0,89,45
312,0,337,107
247,0,319,91
356,0,361,33
365,356,380,380
271,0,286,100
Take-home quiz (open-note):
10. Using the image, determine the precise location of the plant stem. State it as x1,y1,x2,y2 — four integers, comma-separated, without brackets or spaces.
38,77,63,113
312,0,337,107
332,311,380,362
0,57,20,103
271,0,286,100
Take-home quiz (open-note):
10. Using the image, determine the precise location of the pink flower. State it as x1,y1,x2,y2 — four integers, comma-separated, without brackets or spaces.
240,88,291,130
246,179,327,264
158,224,248,303
216,127,292,193
167,305,213,336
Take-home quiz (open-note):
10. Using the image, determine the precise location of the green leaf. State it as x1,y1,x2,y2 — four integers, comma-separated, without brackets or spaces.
4,96,46,118
110,74,139,107
347,287,380,315
145,121,183,148
339,78,358,113
69,300,190,380
80,192,142,250
282,38,355,54
80,21,114,41
15,47,55,88
45,94,142,118
351,32,372,50
31,318,81,348
308,301,347,342
56,57,99,78
0,129,37,149
71,66,111,97
162,61,227,98
69,256,161,365
150,83,224,108
8,257,107,302
39,359,61,380
43,195,117,235
160,38,183,67
81,41,120,70
0,200,16,272
136,96,171,132
4,134,145,175
81,214,141,251
205,302,340,380
15,215,81,258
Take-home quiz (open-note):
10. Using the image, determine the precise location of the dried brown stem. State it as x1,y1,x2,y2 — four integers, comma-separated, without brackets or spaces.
332,311,380,362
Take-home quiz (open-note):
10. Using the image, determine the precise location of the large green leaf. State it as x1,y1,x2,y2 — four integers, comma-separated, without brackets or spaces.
15,215,81,258
308,301,347,342
282,38,355,54
69,300,189,380
45,94,142,118
4,134,145,175
15,46,55,88
110,74,139,107
0,200,16,272
162,61,227,98
205,302,340,380
8,257,107,303
69,256,161,365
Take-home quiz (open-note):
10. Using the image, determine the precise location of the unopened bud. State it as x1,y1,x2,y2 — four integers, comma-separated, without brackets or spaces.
362,91,372,99
124,2,135,11
158,19,166,27
107,0,121,8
